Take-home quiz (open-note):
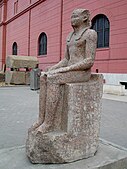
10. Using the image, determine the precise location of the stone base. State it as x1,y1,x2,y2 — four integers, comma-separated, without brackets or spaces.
1,140,127,169
26,74,103,164
0,71,5,82
26,131,98,164
5,70,30,85
26,72,30,85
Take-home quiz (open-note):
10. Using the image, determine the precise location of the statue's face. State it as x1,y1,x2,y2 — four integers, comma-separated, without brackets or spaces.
71,11,85,27
71,12,82,27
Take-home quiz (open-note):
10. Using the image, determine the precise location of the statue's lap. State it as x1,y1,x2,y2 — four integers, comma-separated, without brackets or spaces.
41,69,91,84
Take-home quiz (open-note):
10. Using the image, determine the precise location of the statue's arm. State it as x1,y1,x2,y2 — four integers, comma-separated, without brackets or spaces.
47,45,69,71
67,30,97,71
47,30,97,74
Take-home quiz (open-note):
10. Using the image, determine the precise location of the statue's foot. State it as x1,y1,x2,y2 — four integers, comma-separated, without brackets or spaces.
28,121,43,132
36,123,52,134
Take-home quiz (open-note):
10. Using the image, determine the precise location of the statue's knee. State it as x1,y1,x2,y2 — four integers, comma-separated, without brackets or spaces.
40,75,47,84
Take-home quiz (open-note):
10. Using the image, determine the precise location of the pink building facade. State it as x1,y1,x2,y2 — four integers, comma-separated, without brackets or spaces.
0,0,127,85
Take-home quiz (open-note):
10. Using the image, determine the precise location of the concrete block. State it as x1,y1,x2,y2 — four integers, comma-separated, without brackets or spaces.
103,84,126,96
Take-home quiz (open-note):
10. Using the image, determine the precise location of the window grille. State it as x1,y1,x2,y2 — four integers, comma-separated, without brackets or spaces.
92,14,110,48
14,0,18,14
38,32,47,55
12,42,18,55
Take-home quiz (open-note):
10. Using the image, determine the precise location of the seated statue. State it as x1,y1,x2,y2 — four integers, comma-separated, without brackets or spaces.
30,9,97,134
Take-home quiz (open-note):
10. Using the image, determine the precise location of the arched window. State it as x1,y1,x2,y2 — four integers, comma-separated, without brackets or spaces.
92,14,110,48
12,42,18,55
38,32,47,55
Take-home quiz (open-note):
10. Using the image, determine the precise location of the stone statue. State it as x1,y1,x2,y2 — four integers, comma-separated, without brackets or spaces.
26,9,103,164
30,9,97,133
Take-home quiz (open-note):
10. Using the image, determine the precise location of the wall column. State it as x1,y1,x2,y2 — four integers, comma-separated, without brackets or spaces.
2,0,7,67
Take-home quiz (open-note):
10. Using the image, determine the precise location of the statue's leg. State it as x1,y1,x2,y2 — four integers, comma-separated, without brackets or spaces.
37,82,60,133
29,75,47,131
38,75,47,123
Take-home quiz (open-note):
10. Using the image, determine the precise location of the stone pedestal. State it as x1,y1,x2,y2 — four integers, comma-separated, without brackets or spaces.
5,71,26,84
26,74,103,163
5,70,30,85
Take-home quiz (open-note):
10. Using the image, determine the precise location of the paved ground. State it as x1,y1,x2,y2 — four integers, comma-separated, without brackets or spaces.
100,98,127,148
1,140,127,169
0,86,127,150
0,86,39,149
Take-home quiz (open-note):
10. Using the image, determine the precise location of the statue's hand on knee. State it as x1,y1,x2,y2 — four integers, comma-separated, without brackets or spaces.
47,67,70,75
41,71,48,78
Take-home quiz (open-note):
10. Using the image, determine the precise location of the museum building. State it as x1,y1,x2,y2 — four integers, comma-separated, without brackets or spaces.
0,0,127,86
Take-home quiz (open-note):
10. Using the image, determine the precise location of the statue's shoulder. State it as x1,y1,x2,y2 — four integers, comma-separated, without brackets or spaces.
78,28,97,41
85,29,97,40
87,28,97,34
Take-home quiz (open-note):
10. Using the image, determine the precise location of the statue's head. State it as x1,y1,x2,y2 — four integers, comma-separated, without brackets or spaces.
71,9,91,28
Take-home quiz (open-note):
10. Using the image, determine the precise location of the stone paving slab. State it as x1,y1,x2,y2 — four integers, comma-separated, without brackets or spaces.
0,140,127,169
103,93,127,103
0,86,39,149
